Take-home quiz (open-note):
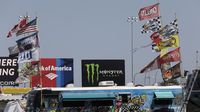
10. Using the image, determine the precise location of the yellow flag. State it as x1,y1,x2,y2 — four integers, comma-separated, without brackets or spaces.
171,34,179,47
157,34,180,50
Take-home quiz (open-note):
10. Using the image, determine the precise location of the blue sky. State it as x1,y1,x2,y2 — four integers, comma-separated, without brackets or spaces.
1,0,200,86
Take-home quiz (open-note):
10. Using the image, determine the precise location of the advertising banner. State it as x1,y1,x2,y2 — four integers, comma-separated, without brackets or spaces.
82,60,125,87
0,57,18,86
31,58,73,87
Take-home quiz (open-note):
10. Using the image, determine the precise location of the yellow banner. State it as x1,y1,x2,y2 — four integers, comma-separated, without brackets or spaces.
1,88,31,94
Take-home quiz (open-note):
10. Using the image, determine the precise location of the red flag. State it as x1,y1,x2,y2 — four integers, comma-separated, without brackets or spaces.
159,47,181,64
7,17,27,38
138,3,160,21
140,56,160,73
150,32,161,44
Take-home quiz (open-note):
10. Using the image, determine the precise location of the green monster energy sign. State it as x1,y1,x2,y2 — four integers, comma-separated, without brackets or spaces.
82,60,125,87
85,63,100,84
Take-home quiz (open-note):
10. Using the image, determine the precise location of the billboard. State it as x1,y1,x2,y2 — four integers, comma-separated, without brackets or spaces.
82,60,125,87
0,57,18,86
32,58,73,87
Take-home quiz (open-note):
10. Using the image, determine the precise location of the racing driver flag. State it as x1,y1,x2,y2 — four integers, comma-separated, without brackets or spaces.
138,3,160,21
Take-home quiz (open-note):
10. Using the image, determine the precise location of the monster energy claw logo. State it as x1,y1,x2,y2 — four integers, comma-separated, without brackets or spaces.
85,63,99,84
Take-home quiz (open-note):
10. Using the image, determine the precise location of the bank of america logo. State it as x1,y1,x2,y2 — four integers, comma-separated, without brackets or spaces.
45,73,57,80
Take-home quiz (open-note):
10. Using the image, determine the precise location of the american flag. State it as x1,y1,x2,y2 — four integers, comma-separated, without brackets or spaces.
16,18,38,36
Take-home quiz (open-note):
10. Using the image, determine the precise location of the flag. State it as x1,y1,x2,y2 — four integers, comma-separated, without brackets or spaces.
18,48,39,63
162,63,181,80
152,34,180,52
8,45,19,57
16,18,38,36
160,62,171,81
170,19,178,31
158,19,179,39
141,16,161,34
18,18,27,28
158,34,179,48
140,56,160,73
159,47,181,64
138,3,160,21
170,62,181,79
150,32,162,44
7,17,27,38
16,33,39,52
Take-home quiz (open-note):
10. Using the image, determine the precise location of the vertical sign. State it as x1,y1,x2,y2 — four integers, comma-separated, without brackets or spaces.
0,57,18,86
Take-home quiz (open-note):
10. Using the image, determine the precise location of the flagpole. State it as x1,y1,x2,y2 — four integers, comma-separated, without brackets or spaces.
173,13,184,79
196,50,199,69
33,16,43,109
127,16,138,84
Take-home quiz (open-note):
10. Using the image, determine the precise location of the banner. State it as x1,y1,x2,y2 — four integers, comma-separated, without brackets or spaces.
159,47,181,64
138,3,160,21
18,48,39,63
0,57,18,86
8,45,19,57
82,60,125,87
16,33,39,52
31,58,74,87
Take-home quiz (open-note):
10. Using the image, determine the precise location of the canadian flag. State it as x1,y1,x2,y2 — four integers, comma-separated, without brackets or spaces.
7,17,27,38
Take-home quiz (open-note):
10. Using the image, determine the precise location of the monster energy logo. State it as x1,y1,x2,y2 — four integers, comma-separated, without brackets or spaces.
85,63,100,84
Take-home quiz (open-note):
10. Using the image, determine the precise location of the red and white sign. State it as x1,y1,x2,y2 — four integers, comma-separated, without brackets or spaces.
138,3,160,21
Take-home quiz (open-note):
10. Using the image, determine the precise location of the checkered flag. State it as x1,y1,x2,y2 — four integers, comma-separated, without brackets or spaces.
159,19,179,39
170,19,178,28
170,19,179,33
141,16,162,34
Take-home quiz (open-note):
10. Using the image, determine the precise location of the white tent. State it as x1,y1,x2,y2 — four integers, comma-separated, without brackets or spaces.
4,101,25,112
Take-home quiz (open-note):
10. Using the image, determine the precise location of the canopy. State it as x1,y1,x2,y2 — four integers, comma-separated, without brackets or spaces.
60,92,115,101
154,91,174,99
4,101,25,112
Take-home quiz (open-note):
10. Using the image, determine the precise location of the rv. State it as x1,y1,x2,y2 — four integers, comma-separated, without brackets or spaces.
26,86,183,112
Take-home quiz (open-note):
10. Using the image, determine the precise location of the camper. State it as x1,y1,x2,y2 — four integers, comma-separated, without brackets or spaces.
26,86,183,112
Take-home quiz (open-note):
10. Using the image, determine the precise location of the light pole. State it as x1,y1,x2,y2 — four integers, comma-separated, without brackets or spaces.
127,16,138,83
